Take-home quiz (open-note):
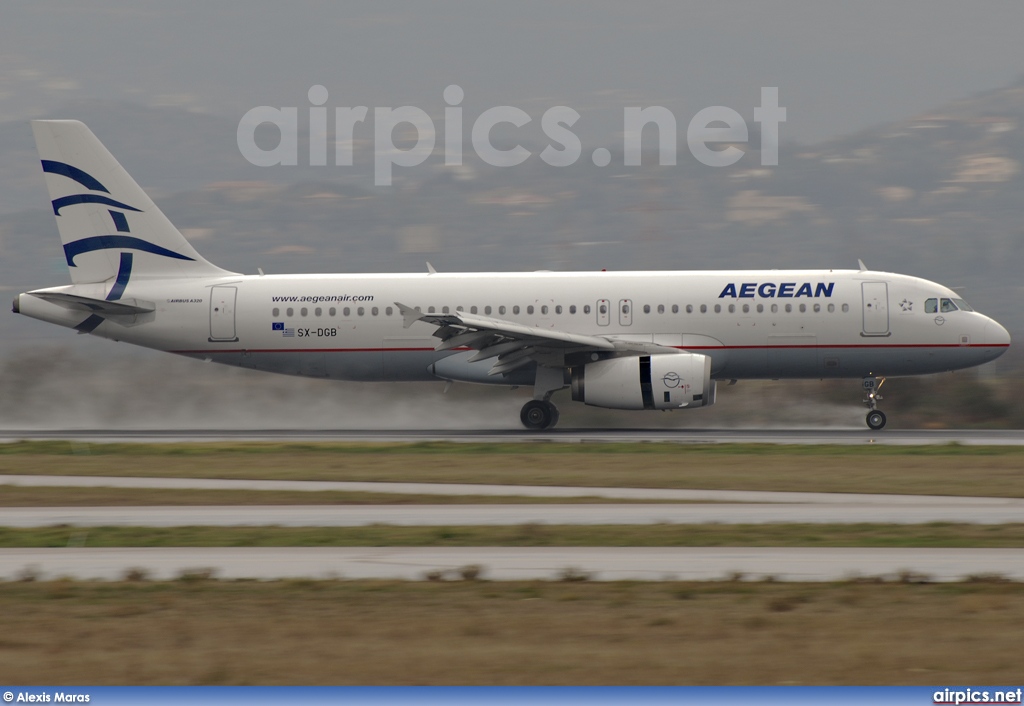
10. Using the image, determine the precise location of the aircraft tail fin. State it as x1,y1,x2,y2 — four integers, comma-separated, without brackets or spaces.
31,120,232,285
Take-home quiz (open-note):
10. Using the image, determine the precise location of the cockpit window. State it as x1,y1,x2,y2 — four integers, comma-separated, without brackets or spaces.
925,298,937,313
940,298,958,313
952,298,974,312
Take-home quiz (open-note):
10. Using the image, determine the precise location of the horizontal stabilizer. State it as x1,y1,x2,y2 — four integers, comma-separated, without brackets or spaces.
28,291,155,316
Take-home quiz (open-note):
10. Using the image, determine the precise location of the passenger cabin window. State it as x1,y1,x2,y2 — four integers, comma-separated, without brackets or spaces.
584,305,591,314
569,305,576,314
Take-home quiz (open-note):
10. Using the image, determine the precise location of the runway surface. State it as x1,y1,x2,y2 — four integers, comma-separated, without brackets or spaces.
2,428,1024,445
2,546,1021,582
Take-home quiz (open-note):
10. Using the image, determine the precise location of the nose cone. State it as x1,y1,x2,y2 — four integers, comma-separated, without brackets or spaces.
984,318,1011,352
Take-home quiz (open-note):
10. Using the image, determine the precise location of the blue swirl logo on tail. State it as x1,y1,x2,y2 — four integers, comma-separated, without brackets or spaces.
63,235,195,268
42,159,195,332
42,159,196,274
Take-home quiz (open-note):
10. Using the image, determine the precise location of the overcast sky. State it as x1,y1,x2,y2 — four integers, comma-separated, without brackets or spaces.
3,1,1024,145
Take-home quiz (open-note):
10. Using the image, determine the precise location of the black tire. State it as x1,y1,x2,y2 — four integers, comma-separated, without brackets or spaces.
521,400,556,430
866,410,887,430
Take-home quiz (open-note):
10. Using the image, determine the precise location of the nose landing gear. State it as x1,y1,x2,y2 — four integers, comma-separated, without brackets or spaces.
863,377,887,430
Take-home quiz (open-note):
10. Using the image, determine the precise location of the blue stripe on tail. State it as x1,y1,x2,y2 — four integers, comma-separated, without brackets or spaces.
63,235,195,267
41,160,110,193
106,253,133,301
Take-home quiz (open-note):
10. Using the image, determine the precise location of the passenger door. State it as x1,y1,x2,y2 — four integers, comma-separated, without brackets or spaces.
209,285,238,342
861,282,890,336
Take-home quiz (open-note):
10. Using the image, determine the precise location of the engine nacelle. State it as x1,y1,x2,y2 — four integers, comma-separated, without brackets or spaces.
571,353,715,410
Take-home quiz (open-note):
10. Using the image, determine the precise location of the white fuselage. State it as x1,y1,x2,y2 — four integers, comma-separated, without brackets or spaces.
18,268,1011,384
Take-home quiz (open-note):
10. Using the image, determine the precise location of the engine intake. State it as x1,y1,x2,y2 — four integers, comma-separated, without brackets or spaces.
571,353,715,410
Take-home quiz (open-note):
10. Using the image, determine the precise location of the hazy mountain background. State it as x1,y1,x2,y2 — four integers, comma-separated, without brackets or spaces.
2,2,1023,428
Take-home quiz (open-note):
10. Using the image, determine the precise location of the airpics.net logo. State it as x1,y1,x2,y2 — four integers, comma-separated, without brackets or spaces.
237,85,786,186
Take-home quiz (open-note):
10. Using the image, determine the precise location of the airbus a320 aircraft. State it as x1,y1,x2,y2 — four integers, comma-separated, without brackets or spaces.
13,121,1012,430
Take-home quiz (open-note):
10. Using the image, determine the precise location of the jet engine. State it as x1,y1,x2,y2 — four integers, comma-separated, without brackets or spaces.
570,353,715,410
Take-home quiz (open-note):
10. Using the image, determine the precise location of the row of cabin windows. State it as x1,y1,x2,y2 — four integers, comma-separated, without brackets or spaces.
692,302,850,314
271,302,852,318
272,306,395,318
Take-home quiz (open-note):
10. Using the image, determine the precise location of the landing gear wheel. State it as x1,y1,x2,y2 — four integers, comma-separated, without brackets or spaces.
866,410,887,431
521,400,558,431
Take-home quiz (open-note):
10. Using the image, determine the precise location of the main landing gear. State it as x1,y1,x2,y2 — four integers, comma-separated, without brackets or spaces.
520,399,560,431
520,366,565,431
862,377,887,430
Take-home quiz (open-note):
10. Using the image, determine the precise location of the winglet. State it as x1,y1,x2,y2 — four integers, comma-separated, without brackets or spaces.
395,301,424,329
426,262,437,275
857,259,868,272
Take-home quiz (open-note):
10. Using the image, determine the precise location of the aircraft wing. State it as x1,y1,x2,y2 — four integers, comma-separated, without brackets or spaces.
396,302,668,376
